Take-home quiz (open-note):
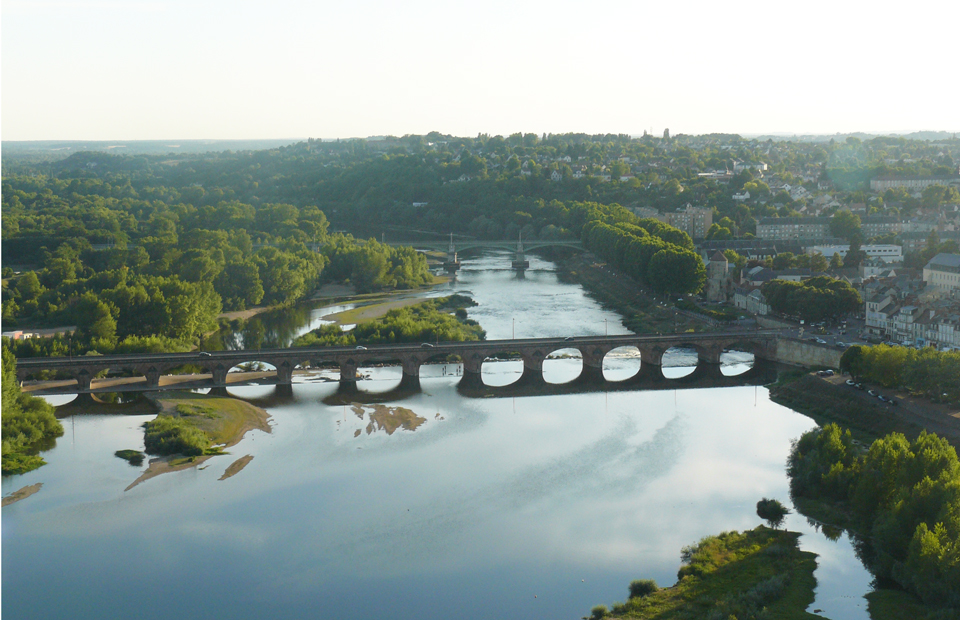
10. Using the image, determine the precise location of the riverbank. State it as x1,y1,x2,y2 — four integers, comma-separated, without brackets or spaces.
589,526,819,619
769,372,960,447
556,253,711,334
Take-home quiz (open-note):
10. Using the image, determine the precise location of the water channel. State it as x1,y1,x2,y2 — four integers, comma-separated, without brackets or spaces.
2,251,874,620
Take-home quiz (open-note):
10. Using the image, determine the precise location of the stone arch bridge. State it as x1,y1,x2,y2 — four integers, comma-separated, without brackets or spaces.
17,331,780,395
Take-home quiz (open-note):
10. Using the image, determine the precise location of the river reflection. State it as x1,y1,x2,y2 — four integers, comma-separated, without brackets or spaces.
2,250,873,620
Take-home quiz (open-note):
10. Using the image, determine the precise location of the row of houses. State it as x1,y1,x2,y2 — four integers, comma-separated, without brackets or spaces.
756,215,903,240
725,253,960,350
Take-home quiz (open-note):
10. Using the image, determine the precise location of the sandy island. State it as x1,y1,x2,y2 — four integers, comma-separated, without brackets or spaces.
322,296,440,325
2,483,43,508
351,403,427,435
219,455,254,481
217,277,448,324
124,392,271,491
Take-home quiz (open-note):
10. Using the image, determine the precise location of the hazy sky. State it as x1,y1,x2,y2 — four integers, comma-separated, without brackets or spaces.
3,0,958,141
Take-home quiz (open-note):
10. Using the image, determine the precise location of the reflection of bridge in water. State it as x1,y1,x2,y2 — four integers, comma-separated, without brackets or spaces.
18,331,781,400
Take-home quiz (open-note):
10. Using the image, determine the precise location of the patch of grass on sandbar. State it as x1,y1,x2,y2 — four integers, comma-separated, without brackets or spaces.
151,392,269,452
114,449,144,466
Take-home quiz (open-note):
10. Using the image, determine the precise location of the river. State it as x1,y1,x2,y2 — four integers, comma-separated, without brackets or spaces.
2,251,874,620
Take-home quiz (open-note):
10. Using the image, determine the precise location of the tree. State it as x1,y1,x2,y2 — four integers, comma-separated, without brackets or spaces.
73,292,118,344
809,252,829,272
756,498,790,529
14,271,43,302
705,223,732,240
830,210,862,241
843,238,867,269
647,248,706,295
2,347,64,474
772,252,796,270
840,345,866,379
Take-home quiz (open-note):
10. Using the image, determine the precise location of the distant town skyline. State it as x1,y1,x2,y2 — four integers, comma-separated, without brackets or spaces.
3,0,958,141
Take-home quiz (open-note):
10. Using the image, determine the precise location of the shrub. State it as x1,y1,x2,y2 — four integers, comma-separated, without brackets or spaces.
756,498,790,528
143,416,210,456
115,449,145,466
628,579,659,599
589,605,608,620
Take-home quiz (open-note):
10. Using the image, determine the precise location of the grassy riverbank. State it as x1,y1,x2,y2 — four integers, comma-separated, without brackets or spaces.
769,372,960,448
557,253,710,334
588,526,819,619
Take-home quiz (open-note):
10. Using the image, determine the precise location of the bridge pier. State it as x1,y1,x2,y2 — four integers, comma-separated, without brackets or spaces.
398,358,422,391
75,370,92,392
444,233,462,273
577,346,607,385
276,362,294,385
145,367,161,388
212,366,228,387
576,364,605,384
459,354,484,389
512,234,529,271
517,352,547,387
685,362,725,382
698,345,723,366
339,361,358,386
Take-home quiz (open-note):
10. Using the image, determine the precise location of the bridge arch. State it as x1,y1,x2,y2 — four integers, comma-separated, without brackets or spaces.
541,347,583,384
601,345,642,382
715,337,760,377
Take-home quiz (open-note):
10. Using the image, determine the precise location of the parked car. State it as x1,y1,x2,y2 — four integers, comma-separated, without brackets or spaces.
868,390,877,396
846,380,856,386
420,342,435,348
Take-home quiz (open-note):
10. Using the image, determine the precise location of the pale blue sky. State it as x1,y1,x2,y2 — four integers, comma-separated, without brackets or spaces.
3,0,958,140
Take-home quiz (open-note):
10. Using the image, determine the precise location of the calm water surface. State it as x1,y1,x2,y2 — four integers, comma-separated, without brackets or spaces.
2,251,873,620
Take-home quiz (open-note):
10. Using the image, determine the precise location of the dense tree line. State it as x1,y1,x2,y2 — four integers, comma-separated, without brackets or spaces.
580,218,705,295
840,345,960,404
1,347,64,474
761,276,861,322
789,424,960,608
294,295,484,347
1,171,435,356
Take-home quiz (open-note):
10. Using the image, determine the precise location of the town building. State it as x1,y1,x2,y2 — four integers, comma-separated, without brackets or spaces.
923,253,960,294
733,287,770,315
632,205,713,239
807,244,903,264
862,271,960,349
757,217,831,240
702,251,732,302
870,176,960,192
861,215,902,238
